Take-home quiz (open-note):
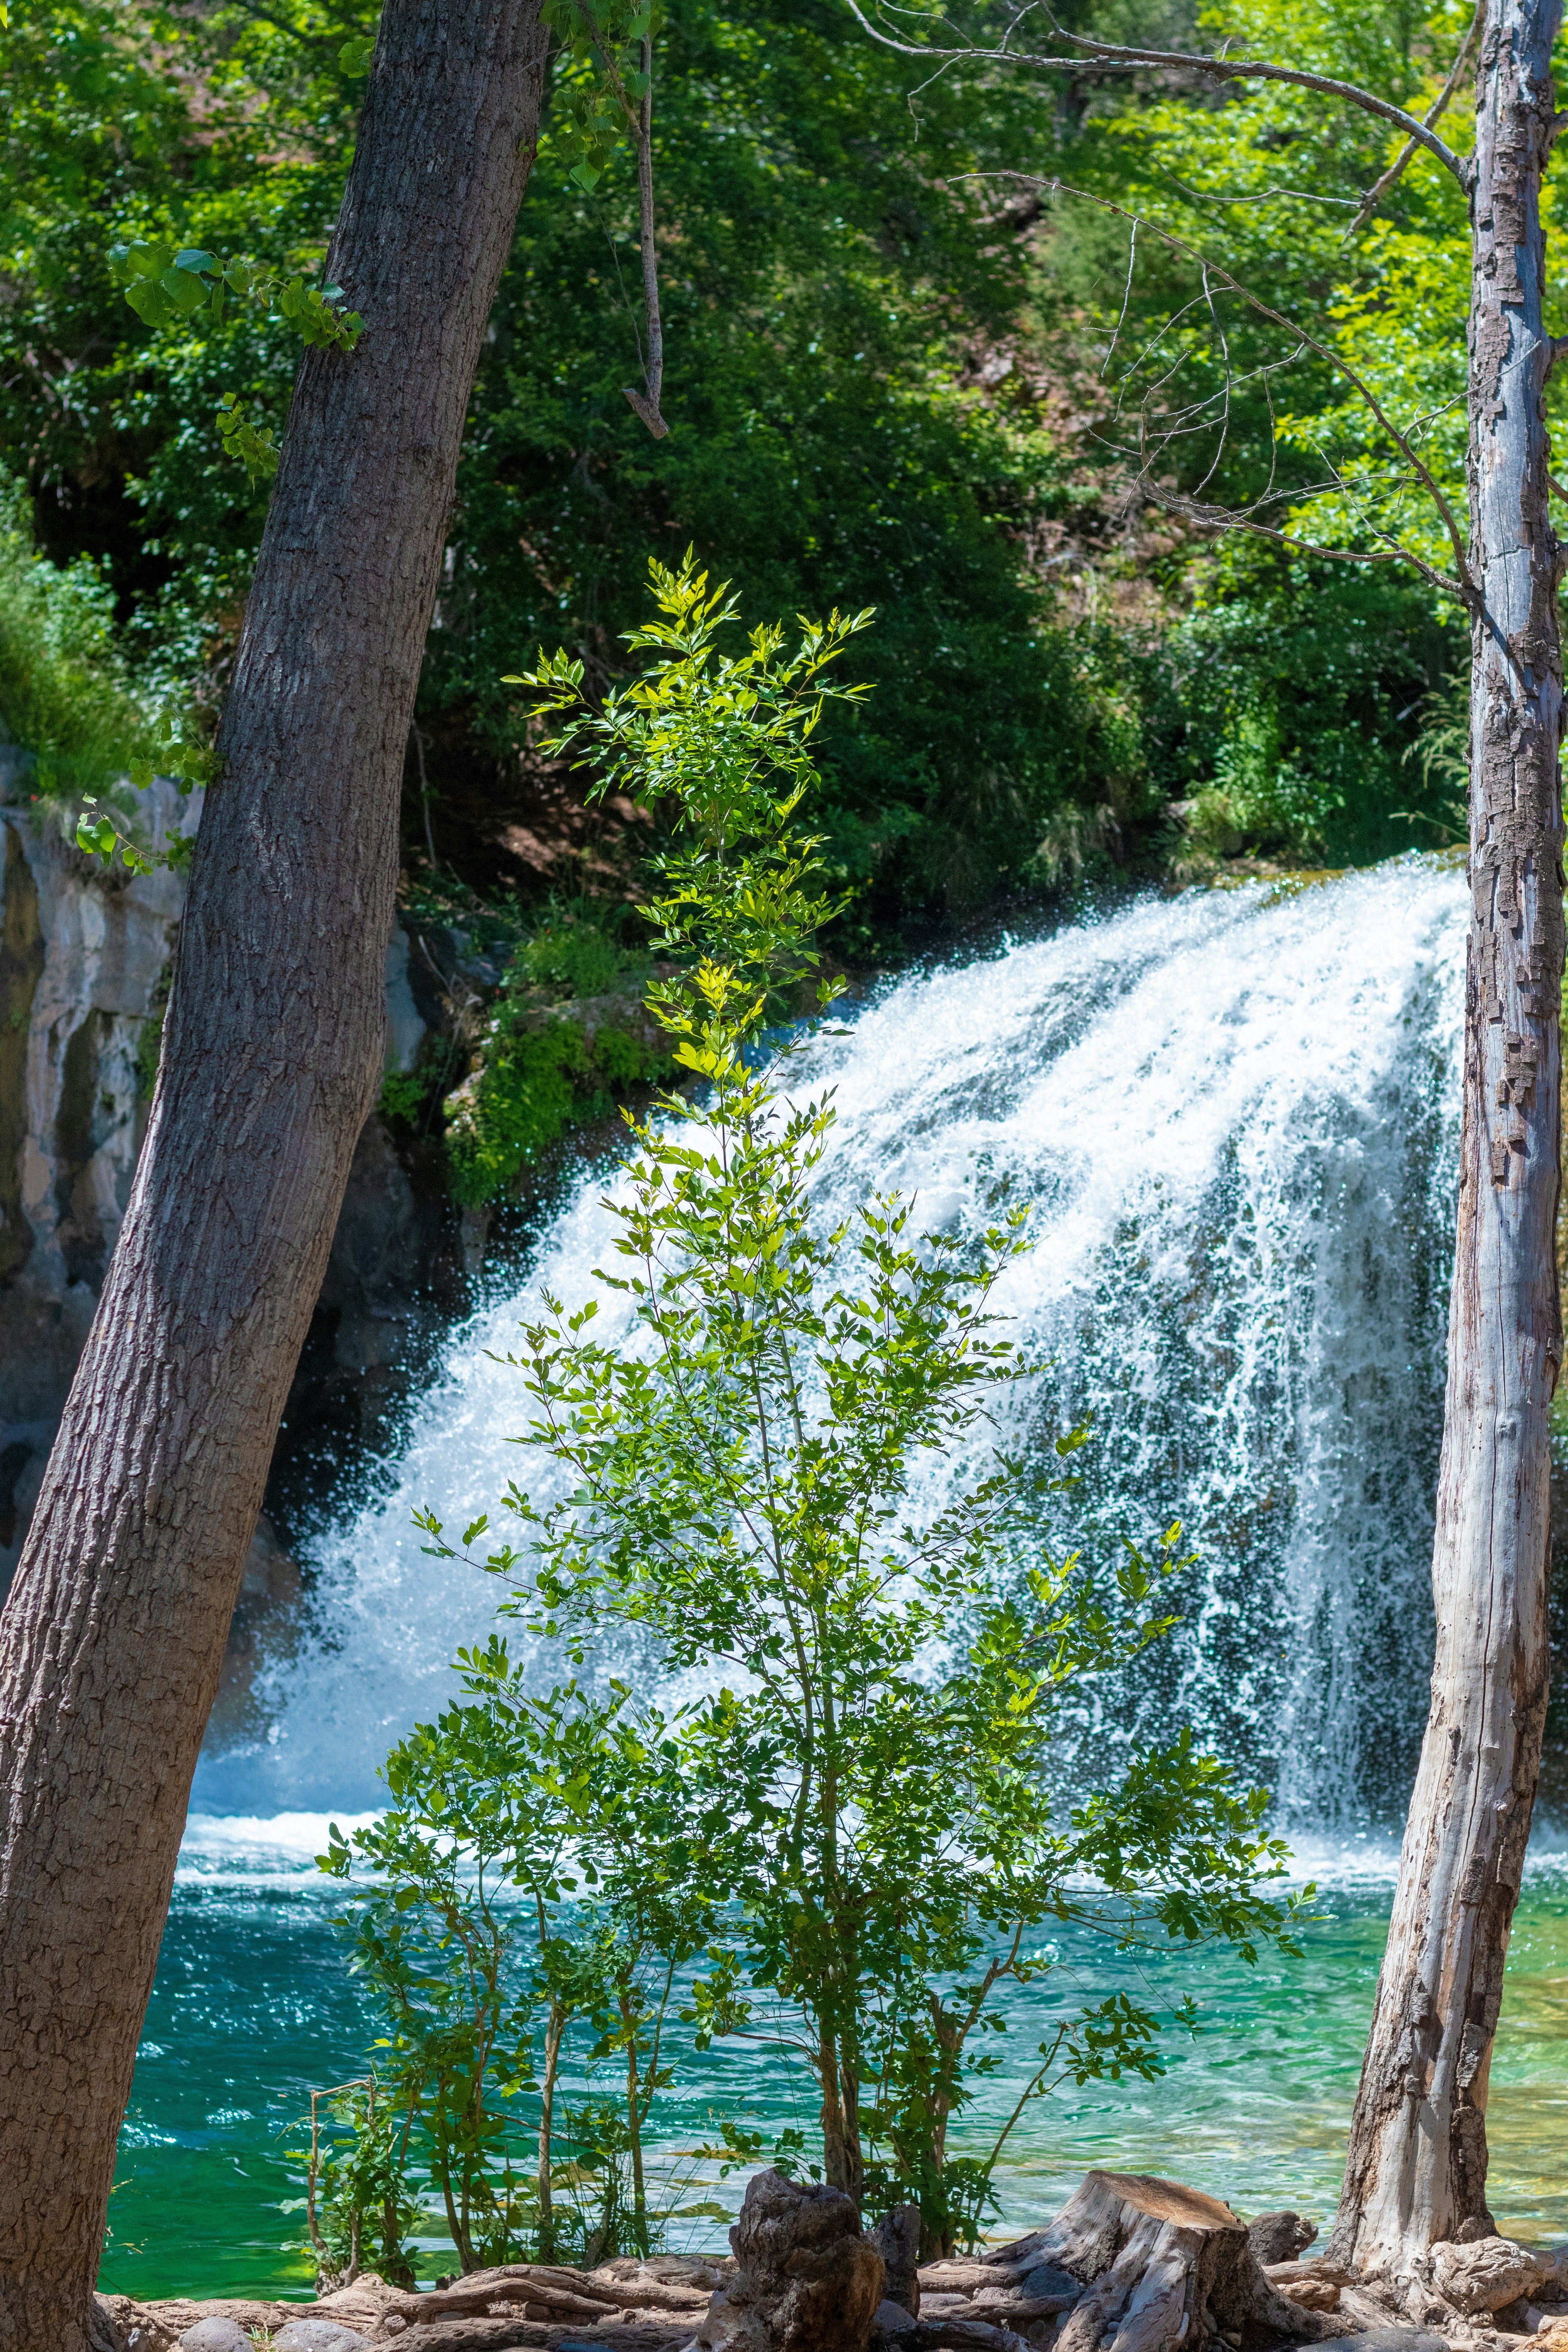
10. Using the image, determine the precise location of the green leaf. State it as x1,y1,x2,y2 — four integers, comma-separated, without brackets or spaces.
158,265,209,315
123,239,174,280
123,279,177,327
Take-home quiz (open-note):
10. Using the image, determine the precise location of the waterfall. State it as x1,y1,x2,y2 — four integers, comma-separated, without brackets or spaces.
193,858,1466,1835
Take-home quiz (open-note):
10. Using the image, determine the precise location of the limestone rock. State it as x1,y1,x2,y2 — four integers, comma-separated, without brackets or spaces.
871,2209,922,2318
1249,2215,1319,2266
698,2168,885,2352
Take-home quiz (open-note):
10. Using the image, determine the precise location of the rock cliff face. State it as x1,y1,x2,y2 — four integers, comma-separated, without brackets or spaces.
0,768,461,1727
0,766,196,1587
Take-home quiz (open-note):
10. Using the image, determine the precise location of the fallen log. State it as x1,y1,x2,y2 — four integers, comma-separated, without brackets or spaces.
313,2268,706,2336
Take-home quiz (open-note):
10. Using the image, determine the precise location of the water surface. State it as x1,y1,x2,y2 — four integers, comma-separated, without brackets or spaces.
102,1836,1568,2301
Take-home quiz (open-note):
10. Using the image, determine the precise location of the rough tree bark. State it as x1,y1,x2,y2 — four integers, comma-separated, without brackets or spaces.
1329,0,1565,2279
0,3,548,2344
1026,2172,1338,2352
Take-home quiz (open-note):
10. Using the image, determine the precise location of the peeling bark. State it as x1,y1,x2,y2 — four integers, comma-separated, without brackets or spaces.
1329,0,1564,2277
0,4,548,2344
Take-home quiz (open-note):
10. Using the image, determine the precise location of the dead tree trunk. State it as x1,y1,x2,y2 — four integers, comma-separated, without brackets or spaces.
0,5,547,2344
1329,0,1564,2278
1025,2172,1339,2352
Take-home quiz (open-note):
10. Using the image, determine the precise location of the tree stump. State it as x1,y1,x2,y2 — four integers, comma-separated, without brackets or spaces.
1023,2172,1348,2352
698,2169,885,2352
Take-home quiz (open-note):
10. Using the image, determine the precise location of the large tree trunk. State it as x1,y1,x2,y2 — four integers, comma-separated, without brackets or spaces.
1329,0,1564,2279
0,4,548,2343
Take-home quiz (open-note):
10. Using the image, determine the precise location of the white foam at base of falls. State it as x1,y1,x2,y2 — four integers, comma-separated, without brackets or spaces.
193,858,1467,1831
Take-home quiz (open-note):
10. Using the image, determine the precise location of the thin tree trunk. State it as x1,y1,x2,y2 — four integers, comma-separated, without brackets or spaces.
1330,0,1563,2278
538,2008,565,2262
620,1989,649,2258
0,4,548,2342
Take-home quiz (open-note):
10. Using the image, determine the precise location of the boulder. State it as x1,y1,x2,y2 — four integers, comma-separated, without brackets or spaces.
1250,2215,1320,2267
179,2326,253,2352
1432,2239,1558,2317
697,2169,885,2352
275,2325,374,2352
872,2210,922,2319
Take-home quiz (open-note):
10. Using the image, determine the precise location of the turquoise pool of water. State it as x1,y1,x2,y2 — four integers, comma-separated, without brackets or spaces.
99,1835,1568,2304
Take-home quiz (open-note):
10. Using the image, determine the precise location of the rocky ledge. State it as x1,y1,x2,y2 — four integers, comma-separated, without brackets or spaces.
94,2171,1568,2352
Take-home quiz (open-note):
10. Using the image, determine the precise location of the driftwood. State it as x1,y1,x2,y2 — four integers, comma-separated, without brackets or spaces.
1429,2240,1558,2319
893,2327,1029,2352
310,2266,715,2340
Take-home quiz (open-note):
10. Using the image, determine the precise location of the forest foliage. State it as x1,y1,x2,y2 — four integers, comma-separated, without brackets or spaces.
0,0,1511,918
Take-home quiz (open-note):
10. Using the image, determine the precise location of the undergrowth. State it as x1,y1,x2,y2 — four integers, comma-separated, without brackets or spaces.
0,471,150,801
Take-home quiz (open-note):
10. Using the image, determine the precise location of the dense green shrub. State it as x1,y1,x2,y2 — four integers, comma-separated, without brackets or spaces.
0,471,149,798
441,911,668,1208
1151,558,1463,872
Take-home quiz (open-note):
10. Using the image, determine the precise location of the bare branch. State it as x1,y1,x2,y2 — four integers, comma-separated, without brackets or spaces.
1158,171,1358,209
968,172,1478,602
842,0,1472,190
1102,219,1138,379
1138,482,1465,595
1342,0,1483,240
1191,262,1233,497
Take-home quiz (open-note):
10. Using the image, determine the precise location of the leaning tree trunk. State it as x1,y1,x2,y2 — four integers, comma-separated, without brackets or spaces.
1329,0,1564,2281
0,4,548,2343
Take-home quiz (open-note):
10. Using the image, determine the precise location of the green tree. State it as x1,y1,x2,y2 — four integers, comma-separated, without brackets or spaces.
422,555,1309,2246
321,1742,542,2274
324,1653,713,2268
287,2074,425,2292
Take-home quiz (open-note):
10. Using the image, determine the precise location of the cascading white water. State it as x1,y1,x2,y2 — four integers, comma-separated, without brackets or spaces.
193,858,1467,1834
